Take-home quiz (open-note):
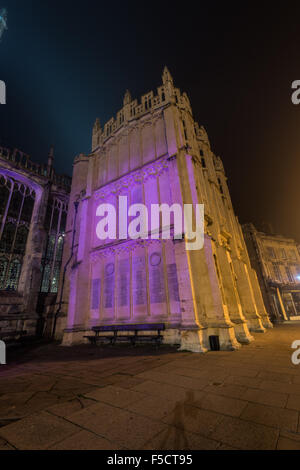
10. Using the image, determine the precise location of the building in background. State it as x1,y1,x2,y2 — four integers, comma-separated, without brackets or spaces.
55,68,272,352
0,146,71,338
243,223,300,322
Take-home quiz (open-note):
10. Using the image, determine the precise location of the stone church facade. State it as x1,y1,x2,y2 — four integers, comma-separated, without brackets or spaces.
59,68,272,352
0,146,70,338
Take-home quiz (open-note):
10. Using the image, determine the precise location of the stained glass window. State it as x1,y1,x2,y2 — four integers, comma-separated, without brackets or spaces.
6,259,21,290
14,225,29,254
40,264,51,293
0,257,8,289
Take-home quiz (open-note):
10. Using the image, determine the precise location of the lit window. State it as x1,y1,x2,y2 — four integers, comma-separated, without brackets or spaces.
273,263,282,282
286,267,294,283
281,248,287,259
267,247,276,259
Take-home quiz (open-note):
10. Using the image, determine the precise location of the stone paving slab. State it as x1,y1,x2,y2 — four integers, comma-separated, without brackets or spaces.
1,323,300,449
48,430,124,450
209,415,279,450
242,388,289,408
143,425,220,450
0,411,80,450
241,402,298,432
46,396,95,418
84,385,146,407
162,404,224,437
66,401,168,450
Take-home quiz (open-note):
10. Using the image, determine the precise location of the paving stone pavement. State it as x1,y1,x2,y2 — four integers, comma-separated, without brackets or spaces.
1,322,300,450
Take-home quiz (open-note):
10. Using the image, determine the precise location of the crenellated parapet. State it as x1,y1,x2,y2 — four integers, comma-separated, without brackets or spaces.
0,146,72,192
92,66,193,152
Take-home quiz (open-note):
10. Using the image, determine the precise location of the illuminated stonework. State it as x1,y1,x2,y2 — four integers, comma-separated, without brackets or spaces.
0,146,70,337
58,67,272,351
243,223,300,322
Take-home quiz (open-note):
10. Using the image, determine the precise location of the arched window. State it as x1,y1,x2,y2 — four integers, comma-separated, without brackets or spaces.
55,236,64,262
7,186,23,219
0,223,16,253
0,182,9,216
50,264,60,293
6,258,21,291
46,235,56,259
0,257,8,289
41,264,51,293
21,193,35,223
40,197,68,293
14,225,29,254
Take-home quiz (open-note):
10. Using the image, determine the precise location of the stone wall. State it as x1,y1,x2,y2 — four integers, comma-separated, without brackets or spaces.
58,67,272,351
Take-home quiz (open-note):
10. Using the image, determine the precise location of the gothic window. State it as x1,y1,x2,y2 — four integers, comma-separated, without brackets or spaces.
60,212,67,232
280,248,287,259
273,262,282,282
7,186,23,219
51,208,59,232
40,197,68,293
6,258,21,290
0,182,9,215
201,157,206,168
0,176,36,292
267,246,276,259
44,202,53,231
21,192,35,223
290,249,297,260
0,257,8,289
55,235,64,262
50,264,60,293
14,225,29,254
0,223,16,253
286,266,294,283
46,234,56,259
40,264,51,293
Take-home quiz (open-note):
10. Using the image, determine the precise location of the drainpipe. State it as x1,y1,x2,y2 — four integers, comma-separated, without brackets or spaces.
52,200,79,339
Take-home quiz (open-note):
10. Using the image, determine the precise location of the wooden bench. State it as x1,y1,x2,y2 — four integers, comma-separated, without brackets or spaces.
85,323,165,347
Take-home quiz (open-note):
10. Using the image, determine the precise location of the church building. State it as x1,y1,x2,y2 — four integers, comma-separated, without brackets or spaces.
58,68,272,352
0,145,70,339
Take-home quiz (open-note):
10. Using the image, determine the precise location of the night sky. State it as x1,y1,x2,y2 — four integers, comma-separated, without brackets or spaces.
1,2,300,240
